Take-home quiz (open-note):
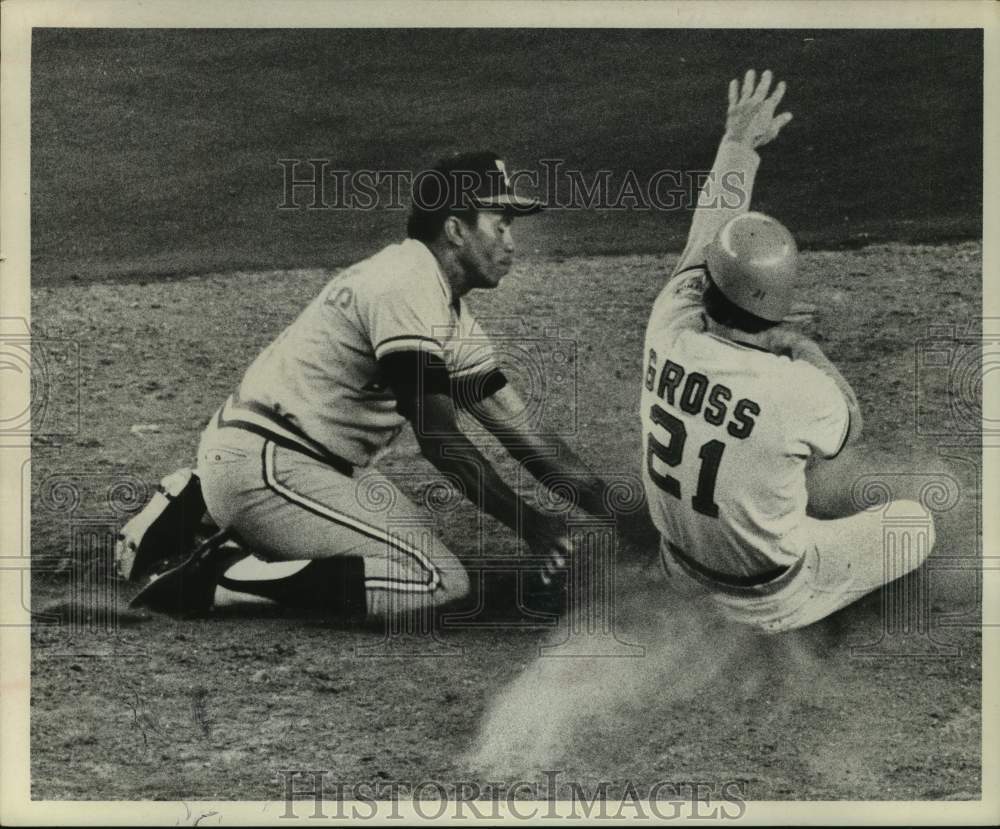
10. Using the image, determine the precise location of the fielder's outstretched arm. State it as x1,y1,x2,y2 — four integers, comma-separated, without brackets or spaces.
381,352,571,564
471,385,609,512
469,384,660,550
672,69,793,279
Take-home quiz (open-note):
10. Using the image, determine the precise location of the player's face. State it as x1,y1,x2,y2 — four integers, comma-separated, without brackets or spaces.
459,211,515,289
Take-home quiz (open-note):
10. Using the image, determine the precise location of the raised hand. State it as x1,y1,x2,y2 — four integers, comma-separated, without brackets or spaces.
725,69,793,149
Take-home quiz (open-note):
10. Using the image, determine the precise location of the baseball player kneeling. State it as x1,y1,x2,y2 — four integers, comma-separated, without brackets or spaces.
640,70,936,633
123,151,630,622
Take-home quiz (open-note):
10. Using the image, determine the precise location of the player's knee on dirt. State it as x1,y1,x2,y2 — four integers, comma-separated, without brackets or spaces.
214,553,470,623
364,559,470,620
215,555,368,619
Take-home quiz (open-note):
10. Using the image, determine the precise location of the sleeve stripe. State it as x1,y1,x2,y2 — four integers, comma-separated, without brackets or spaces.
673,264,708,279
374,335,444,358
375,334,443,348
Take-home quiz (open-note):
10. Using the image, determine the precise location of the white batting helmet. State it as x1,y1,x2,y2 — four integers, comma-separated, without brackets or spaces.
703,211,799,322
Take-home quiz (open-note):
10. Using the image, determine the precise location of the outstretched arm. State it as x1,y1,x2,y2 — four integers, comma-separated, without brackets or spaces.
672,69,793,278
382,353,572,572
469,385,660,554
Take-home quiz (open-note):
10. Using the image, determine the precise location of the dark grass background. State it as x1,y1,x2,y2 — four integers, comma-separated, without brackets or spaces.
31,28,982,285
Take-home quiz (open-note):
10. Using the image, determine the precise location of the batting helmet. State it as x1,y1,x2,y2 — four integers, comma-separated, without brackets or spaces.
703,211,799,322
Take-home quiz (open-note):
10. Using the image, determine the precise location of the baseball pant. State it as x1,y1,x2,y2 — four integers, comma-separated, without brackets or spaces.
659,501,936,633
195,418,470,620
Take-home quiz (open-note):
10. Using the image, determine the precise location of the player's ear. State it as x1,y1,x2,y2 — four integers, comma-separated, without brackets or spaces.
442,214,468,248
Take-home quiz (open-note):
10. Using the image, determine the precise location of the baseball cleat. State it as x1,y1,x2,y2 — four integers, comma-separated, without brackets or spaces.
116,467,208,583
129,528,235,617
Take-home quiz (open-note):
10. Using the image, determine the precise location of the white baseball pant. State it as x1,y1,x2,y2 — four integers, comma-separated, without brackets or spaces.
195,416,470,620
658,501,936,633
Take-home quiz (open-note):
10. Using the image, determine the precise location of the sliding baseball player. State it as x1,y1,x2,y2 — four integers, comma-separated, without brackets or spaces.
640,70,936,632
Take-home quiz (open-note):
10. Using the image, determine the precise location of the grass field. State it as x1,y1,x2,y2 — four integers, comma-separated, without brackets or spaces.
28,28,983,804
31,29,981,284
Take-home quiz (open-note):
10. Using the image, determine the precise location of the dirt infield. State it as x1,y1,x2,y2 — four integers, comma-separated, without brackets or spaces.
30,241,982,800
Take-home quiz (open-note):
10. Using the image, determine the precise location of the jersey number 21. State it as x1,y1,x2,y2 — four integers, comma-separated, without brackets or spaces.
646,404,724,518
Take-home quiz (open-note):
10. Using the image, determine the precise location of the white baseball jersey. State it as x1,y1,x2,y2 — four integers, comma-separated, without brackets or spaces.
235,238,496,467
641,140,850,577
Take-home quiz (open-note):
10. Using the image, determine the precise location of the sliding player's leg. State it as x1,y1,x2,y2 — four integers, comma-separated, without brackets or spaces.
805,444,952,520
707,502,935,634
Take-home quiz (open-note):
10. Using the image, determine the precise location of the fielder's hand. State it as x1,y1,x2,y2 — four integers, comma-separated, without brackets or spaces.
724,69,793,150
524,511,572,585
758,324,816,360
782,301,818,327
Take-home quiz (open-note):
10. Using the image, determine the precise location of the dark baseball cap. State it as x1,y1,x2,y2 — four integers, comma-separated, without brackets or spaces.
410,150,543,216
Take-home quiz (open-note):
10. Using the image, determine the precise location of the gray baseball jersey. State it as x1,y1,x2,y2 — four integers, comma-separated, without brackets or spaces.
641,140,850,577
236,238,496,467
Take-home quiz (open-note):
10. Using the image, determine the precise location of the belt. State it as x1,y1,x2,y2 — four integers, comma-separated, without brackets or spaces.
215,394,355,478
667,542,789,589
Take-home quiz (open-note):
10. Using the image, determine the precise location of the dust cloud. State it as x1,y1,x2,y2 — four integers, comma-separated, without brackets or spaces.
464,577,834,776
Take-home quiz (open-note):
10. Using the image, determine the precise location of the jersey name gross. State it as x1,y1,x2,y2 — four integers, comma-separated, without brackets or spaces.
645,350,761,439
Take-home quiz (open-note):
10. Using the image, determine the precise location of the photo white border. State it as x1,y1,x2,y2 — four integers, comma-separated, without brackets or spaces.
1,0,997,824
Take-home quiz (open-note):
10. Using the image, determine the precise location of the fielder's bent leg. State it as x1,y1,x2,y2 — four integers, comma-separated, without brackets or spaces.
196,423,470,622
